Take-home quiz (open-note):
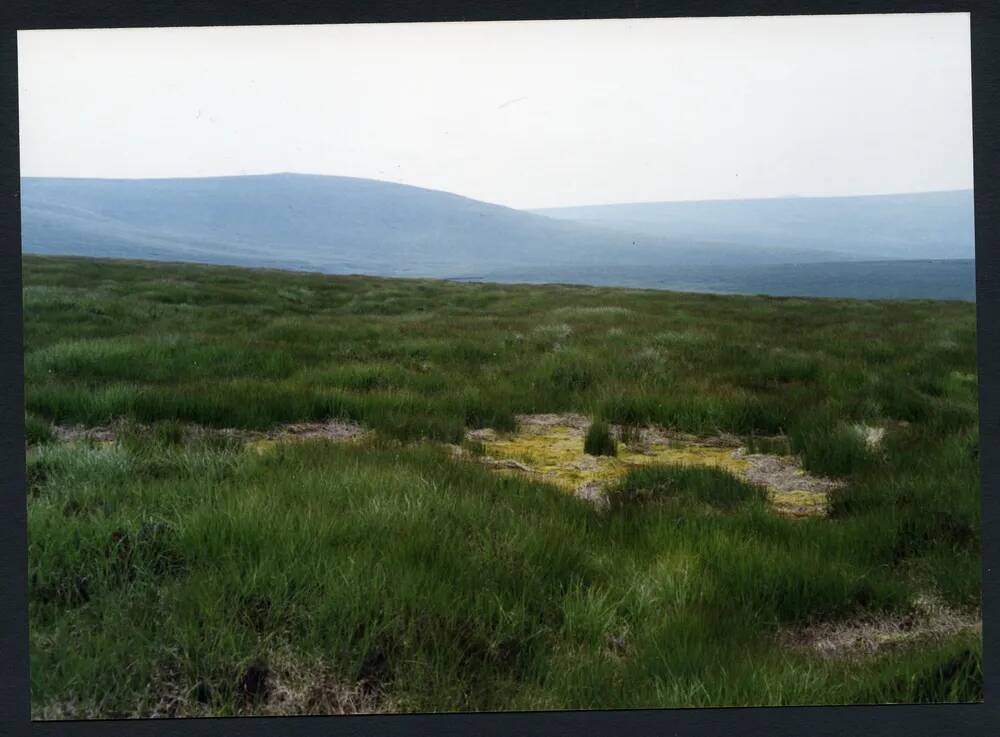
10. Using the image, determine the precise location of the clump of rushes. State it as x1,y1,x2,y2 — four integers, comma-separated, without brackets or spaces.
584,420,617,456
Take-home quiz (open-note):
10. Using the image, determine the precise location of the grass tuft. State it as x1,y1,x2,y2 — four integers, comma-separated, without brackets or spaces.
583,421,617,456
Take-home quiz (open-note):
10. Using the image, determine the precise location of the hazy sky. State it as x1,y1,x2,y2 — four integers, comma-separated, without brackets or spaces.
18,14,973,209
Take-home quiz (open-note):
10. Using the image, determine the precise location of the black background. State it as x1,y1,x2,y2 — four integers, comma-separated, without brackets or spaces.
1,2,997,736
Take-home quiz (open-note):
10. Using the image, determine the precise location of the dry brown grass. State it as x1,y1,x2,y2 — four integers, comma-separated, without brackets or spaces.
779,594,981,660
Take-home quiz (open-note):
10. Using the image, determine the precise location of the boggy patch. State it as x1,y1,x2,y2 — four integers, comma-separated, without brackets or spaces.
53,419,366,454
736,451,842,517
240,647,396,716
468,414,840,517
33,648,398,720
779,594,981,660
244,420,367,455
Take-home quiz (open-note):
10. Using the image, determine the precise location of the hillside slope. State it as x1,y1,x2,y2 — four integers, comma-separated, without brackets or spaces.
21,174,871,277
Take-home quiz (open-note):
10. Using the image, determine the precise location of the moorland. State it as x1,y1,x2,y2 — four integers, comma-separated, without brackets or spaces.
23,254,981,717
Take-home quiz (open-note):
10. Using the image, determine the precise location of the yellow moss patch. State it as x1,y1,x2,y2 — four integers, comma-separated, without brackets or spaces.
479,418,836,518
247,438,281,455
768,489,829,517
482,424,748,493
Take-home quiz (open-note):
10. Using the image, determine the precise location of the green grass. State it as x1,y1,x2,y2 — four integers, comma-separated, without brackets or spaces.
24,412,54,445
22,255,982,716
607,465,769,511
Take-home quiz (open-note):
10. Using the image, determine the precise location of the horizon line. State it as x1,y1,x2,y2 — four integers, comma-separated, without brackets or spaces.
19,171,975,210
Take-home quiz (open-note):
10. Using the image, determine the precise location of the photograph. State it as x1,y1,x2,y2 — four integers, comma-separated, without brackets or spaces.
17,12,982,720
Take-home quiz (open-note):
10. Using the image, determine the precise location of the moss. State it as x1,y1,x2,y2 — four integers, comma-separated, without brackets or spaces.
247,439,281,455
480,420,833,517
482,422,749,493
769,489,828,517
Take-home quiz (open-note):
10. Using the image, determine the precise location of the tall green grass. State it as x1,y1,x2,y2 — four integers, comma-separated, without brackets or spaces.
26,436,976,715
22,255,981,715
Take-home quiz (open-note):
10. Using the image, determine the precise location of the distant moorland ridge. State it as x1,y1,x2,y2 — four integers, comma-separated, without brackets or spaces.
20,174,975,298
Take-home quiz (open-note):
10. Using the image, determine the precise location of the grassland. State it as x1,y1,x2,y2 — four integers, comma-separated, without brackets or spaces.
22,254,982,717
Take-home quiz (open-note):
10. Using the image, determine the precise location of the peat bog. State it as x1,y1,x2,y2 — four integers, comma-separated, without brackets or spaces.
23,255,981,717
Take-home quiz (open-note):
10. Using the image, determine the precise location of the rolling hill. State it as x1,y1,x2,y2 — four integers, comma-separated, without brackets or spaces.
20,175,976,299
533,190,975,261
22,174,879,277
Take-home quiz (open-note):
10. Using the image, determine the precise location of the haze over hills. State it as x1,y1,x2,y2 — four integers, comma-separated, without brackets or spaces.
533,190,976,261
20,174,868,274
20,173,976,300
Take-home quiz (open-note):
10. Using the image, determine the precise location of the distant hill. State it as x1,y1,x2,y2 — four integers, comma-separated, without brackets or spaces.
464,259,976,302
21,174,876,279
533,190,975,261
20,175,976,299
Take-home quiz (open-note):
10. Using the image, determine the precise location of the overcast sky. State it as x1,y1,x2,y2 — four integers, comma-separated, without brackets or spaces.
17,13,972,209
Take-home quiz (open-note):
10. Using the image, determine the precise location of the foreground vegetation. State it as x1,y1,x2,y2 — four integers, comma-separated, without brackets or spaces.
23,255,981,716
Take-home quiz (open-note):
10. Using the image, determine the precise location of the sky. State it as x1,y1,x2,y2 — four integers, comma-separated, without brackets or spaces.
17,13,973,209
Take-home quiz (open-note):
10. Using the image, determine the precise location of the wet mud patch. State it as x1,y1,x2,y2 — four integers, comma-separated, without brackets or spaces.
779,595,981,660
467,414,841,517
